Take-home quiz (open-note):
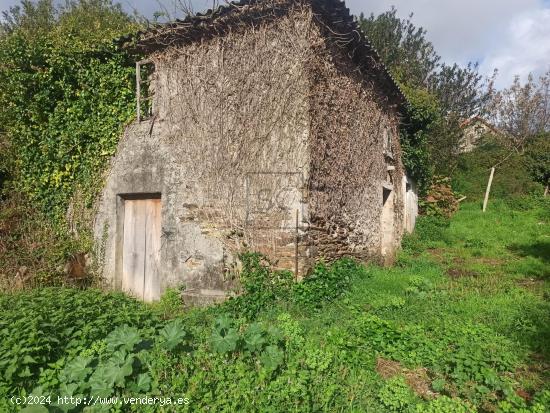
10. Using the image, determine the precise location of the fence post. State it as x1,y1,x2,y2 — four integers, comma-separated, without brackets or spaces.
483,167,495,212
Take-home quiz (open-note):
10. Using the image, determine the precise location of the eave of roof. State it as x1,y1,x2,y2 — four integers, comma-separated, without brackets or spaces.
116,0,408,109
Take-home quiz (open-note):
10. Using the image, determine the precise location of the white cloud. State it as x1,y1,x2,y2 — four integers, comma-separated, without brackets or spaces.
480,8,550,88
2,0,549,89
344,0,542,63
343,0,550,88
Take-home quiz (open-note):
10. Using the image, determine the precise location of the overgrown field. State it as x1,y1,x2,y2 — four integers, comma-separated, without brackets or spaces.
1,197,548,412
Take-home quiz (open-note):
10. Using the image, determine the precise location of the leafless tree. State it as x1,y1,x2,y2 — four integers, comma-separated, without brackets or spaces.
153,0,223,20
486,70,550,150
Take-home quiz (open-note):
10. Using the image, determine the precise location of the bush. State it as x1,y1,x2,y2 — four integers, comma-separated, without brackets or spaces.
223,254,367,317
402,215,451,253
415,396,476,412
222,253,294,319
453,142,542,201
0,288,157,394
151,286,186,319
345,313,519,405
421,176,460,218
525,133,550,191
292,258,367,309
503,193,549,212
0,1,138,221
378,376,417,412
416,215,450,240
0,193,81,290
0,1,140,289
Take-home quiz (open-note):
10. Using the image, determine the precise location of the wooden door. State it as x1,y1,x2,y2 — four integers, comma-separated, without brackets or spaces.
122,198,161,302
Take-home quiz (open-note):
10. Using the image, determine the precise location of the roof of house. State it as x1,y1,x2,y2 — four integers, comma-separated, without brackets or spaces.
117,0,407,108
460,116,504,135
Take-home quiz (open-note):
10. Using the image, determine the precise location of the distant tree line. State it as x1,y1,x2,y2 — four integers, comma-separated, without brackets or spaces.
0,0,547,206
359,8,549,193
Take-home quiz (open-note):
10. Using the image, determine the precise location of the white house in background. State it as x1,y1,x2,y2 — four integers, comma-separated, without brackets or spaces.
459,116,504,153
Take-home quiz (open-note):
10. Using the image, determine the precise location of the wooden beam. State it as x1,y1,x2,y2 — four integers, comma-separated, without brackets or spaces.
295,209,299,281
136,61,141,122
483,167,495,212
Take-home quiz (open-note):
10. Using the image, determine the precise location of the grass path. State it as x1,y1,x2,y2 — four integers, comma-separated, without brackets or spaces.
273,199,550,411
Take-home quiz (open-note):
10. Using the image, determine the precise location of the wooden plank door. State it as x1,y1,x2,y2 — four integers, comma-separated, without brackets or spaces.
143,199,161,301
122,198,161,302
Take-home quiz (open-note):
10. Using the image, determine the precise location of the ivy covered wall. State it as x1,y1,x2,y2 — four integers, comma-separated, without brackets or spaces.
0,0,138,221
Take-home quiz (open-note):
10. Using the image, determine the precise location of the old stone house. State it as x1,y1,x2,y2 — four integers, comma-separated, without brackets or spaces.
459,116,505,153
94,0,418,303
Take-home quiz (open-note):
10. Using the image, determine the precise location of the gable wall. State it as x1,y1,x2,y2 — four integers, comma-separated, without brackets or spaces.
94,6,315,300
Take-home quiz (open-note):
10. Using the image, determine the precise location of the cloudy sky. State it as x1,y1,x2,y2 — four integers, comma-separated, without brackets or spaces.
1,0,549,88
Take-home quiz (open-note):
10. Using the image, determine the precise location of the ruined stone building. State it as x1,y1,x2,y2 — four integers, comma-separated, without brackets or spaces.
94,0,418,303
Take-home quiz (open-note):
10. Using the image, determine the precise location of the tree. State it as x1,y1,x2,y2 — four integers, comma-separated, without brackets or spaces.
525,133,550,194
359,8,492,117
486,71,550,150
399,86,440,192
0,0,56,36
358,8,439,88
428,63,494,119
0,0,140,216
360,8,494,183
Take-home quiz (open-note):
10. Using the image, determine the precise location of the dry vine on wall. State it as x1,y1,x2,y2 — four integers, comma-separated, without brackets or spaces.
306,16,405,263
134,0,406,273
150,4,316,271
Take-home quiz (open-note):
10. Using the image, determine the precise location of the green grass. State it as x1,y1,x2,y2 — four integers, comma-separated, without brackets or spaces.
1,197,549,412
242,197,550,411
452,143,544,201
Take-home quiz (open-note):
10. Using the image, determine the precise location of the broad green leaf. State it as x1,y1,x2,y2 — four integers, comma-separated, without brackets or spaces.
4,363,16,380
244,323,265,352
159,320,187,351
245,322,264,337
18,366,33,378
214,315,233,333
59,382,80,397
22,355,37,364
245,332,265,353
108,349,128,365
130,372,152,392
267,326,284,344
211,328,239,354
62,356,92,382
105,325,141,352
88,372,114,398
260,345,284,371
115,356,135,387
91,357,134,390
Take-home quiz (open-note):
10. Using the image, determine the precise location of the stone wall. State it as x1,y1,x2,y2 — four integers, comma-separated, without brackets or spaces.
94,7,313,300
306,20,406,265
